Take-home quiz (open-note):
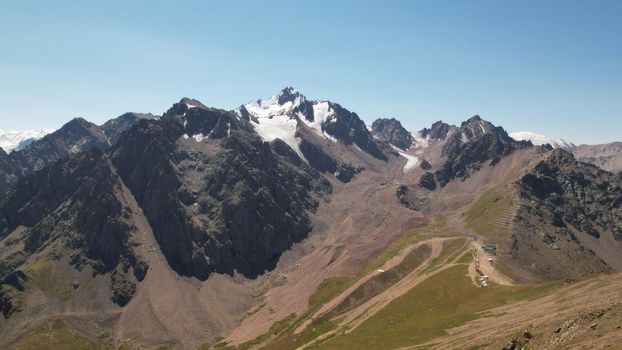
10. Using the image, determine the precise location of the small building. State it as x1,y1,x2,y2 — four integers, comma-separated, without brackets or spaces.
481,244,497,255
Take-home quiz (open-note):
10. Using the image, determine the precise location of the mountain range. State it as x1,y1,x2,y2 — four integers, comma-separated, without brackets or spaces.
0,88,621,350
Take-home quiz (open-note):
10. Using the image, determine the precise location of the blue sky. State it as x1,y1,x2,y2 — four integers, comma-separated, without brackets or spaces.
1,1,620,144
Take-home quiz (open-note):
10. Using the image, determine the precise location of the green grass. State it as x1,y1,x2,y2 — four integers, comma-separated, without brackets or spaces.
329,244,432,316
313,259,563,350
10,319,109,350
307,277,355,310
420,238,467,274
465,186,515,245
230,217,462,350
26,255,73,301
361,217,455,275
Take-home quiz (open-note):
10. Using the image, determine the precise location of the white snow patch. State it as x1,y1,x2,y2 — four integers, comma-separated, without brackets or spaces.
400,152,419,173
509,131,575,149
479,121,486,134
300,101,337,142
242,90,307,158
182,133,189,139
192,133,205,142
391,145,420,173
411,131,429,149
227,122,231,138
468,125,476,137
243,89,344,159
461,132,469,143
251,115,304,158
0,128,54,152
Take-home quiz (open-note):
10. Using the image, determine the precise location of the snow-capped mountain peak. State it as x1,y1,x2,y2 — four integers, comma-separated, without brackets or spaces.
241,87,338,158
244,87,307,119
509,131,575,149
0,128,55,152
275,86,305,105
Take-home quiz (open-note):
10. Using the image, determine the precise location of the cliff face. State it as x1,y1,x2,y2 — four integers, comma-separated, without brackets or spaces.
435,116,532,186
509,149,622,279
0,148,147,310
371,118,413,150
111,105,330,280
0,100,331,314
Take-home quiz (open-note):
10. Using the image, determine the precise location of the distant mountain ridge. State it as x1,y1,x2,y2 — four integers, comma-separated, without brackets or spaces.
572,142,622,174
0,129,54,152
509,131,575,149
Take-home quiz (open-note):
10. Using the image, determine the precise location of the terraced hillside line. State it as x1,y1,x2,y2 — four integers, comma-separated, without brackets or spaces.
489,202,520,230
295,238,470,350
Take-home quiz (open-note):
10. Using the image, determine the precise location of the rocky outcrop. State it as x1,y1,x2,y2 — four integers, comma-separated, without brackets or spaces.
371,118,412,150
101,112,159,144
322,103,387,161
299,139,361,183
518,149,622,240
509,148,622,280
418,172,437,191
420,159,431,170
435,116,531,186
396,185,429,212
420,121,453,140
0,148,18,202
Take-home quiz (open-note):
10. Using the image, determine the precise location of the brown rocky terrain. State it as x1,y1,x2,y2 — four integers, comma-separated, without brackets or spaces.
572,141,622,174
0,89,620,350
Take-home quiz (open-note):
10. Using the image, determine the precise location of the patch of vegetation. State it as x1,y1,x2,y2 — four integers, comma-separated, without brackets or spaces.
314,261,562,350
231,217,461,350
420,238,467,274
198,314,299,350
465,186,515,245
10,319,109,350
26,256,73,301
329,244,432,316
307,277,354,310
356,216,454,278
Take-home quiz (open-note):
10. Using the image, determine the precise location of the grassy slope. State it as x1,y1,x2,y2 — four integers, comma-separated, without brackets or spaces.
464,185,514,245
314,257,562,350
10,319,109,350
329,244,432,316
218,219,459,350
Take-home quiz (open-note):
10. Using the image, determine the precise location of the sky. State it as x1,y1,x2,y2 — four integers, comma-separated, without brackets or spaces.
0,0,620,144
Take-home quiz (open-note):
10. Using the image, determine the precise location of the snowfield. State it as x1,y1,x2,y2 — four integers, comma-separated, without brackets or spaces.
0,129,54,152
242,88,339,160
509,131,574,149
